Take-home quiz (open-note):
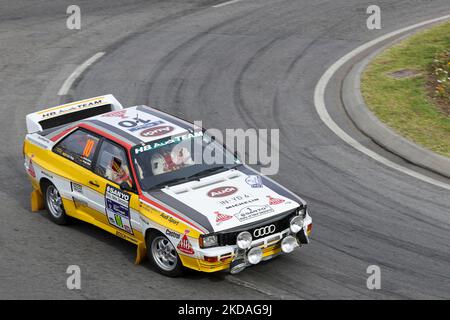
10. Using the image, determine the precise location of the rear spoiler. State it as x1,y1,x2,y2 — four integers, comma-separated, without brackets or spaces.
26,95,123,134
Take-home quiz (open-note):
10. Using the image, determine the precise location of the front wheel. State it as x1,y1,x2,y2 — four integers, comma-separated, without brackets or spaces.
147,231,184,277
44,182,69,225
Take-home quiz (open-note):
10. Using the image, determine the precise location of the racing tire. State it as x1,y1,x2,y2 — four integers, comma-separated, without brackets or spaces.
43,182,69,225
146,231,184,277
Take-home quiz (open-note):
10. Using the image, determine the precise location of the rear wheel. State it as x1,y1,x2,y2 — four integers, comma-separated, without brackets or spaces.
43,182,69,225
147,231,184,277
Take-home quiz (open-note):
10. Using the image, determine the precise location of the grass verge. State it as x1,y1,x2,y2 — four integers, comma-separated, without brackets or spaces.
361,22,450,157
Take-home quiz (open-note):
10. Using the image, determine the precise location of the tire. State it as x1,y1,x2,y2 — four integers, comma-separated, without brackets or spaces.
146,231,184,277
43,182,69,225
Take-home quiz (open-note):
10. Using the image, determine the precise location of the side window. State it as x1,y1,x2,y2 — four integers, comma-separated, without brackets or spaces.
53,129,100,169
94,140,133,188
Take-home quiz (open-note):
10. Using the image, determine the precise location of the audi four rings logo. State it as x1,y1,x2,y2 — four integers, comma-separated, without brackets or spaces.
253,224,276,238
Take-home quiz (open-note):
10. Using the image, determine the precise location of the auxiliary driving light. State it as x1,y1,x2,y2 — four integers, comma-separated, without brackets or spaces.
230,260,246,274
290,215,304,234
281,236,297,253
236,231,252,249
247,247,263,265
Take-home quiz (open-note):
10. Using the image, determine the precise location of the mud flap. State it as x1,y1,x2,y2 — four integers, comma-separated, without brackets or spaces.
135,242,147,265
296,228,310,244
31,189,44,212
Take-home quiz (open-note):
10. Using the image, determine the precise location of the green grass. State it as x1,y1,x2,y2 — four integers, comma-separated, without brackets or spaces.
361,22,450,157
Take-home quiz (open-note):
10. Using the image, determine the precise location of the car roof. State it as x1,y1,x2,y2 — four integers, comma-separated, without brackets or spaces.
81,105,194,146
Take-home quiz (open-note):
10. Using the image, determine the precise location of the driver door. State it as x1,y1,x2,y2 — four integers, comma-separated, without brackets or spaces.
88,138,141,238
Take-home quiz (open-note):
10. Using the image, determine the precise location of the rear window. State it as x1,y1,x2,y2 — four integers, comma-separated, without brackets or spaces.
53,129,100,169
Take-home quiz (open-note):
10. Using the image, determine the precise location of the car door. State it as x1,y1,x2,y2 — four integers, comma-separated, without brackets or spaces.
89,138,142,238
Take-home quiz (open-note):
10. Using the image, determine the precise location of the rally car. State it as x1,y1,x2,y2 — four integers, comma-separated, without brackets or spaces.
23,95,312,276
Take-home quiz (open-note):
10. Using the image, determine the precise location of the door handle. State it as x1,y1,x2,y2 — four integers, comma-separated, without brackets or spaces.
89,180,100,188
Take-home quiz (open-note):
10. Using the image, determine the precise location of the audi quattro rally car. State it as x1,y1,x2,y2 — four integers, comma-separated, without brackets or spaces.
23,95,312,276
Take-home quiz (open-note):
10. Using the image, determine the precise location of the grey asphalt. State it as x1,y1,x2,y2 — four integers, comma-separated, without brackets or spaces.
1,0,449,299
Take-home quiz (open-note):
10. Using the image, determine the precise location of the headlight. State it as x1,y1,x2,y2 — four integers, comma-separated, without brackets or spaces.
281,235,297,253
290,215,304,234
236,231,252,249
200,234,218,248
247,247,263,264
297,205,307,218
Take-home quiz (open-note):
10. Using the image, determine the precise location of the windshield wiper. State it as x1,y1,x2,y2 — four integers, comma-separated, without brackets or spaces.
150,176,191,190
149,165,240,190
186,165,227,180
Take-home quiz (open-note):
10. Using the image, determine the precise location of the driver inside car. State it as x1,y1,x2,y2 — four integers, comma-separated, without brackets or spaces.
150,146,194,176
106,156,132,187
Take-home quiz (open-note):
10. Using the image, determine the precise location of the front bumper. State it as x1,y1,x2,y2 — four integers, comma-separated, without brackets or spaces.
180,213,312,273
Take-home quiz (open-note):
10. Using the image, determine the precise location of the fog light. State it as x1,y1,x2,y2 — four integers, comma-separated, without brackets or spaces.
236,231,252,249
230,260,246,274
247,247,263,265
290,215,304,234
281,236,297,253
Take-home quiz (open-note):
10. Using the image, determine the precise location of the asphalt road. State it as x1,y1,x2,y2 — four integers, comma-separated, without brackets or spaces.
1,0,449,299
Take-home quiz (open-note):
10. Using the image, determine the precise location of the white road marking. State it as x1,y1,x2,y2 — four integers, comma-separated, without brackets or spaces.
213,0,243,8
57,52,105,96
314,15,450,191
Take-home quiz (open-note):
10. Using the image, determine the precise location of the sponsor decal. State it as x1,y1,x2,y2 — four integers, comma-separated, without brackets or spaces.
160,213,179,226
117,115,164,132
27,157,36,178
214,211,233,224
71,182,83,194
105,185,133,234
267,195,285,205
116,231,138,244
40,99,103,118
207,186,238,198
234,205,274,222
253,224,276,238
218,194,259,210
177,230,194,255
245,175,263,188
140,125,174,138
101,110,128,119
134,131,203,154
166,229,181,239
128,120,164,133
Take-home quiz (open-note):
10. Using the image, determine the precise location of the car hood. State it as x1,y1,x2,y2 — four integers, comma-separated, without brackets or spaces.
144,166,303,233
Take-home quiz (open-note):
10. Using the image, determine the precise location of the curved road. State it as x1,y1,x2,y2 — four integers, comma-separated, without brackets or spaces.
1,0,449,299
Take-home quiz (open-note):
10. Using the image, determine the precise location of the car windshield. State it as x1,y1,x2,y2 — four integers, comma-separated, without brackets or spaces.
131,131,241,191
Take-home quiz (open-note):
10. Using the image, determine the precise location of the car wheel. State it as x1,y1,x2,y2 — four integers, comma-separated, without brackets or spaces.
147,231,184,277
44,182,69,225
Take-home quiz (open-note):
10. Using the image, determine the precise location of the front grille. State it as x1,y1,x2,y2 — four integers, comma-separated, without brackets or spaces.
217,211,296,246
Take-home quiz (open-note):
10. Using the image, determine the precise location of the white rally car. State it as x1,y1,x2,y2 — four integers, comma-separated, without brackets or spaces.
23,95,312,276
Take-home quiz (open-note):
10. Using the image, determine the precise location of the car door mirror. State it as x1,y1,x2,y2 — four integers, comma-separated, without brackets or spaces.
120,182,133,192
